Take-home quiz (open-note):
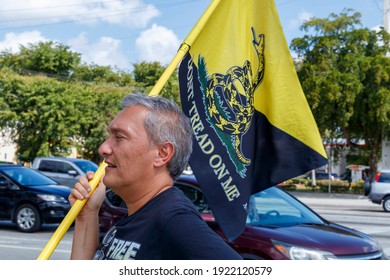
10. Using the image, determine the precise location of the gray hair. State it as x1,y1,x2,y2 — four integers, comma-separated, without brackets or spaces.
120,93,193,180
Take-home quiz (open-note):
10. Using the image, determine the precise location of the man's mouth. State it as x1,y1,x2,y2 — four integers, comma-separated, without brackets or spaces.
105,160,116,168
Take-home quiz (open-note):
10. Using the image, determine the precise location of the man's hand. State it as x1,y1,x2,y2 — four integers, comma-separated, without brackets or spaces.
68,171,106,220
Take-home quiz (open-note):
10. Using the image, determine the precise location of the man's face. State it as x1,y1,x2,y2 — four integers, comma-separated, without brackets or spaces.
98,105,158,191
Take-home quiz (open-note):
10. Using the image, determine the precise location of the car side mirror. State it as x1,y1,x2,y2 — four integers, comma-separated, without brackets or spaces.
0,180,9,190
68,170,78,176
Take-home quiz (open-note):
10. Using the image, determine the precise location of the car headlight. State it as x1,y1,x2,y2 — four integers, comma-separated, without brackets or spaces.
37,194,67,202
272,240,336,260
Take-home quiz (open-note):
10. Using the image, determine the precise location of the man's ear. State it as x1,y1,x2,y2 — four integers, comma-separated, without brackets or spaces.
154,142,174,167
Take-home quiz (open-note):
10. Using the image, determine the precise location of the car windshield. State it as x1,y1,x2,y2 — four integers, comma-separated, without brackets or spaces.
247,187,324,227
1,167,58,186
378,172,390,183
73,161,98,173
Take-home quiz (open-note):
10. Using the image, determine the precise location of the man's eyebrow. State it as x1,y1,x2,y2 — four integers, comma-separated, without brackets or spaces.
107,127,128,135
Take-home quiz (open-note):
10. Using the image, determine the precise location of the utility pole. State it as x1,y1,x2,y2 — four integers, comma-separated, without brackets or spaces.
381,0,390,170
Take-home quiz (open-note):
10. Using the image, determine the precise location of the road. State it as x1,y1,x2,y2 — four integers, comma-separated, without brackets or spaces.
0,222,72,260
0,193,389,260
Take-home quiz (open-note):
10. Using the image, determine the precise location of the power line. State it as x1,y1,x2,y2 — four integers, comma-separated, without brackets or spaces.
0,0,197,30
0,0,121,13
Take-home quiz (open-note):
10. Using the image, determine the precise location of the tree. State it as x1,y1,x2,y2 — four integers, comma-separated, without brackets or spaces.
0,71,82,161
0,68,131,162
0,45,180,163
290,9,390,179
133,61,180,104
0,41,81,77
72,63,134,86
74,84,128,162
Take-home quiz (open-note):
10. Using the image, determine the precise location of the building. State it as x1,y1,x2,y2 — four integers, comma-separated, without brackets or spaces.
0,129,17,163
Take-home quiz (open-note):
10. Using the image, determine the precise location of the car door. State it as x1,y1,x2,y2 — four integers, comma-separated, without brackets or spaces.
37,160,79,187
0,174,20,219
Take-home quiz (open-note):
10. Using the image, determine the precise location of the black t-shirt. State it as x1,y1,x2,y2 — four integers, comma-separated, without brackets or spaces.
94,187,242,260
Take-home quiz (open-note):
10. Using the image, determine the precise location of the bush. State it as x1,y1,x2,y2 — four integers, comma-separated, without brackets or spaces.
284,178,363,194
350,180,364,194
315,180,350,193
277,180,297,191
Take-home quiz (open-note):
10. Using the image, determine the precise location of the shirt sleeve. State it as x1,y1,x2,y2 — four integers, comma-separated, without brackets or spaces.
160,211,243,260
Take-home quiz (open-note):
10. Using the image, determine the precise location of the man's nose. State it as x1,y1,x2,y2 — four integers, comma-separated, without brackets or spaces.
98,138,112,156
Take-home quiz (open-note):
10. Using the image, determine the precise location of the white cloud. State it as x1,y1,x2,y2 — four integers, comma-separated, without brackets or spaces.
0,31,48,52
289,10,313,30
135,24,181,65
0,0,160,28
68,33,130,69
0,30,131,69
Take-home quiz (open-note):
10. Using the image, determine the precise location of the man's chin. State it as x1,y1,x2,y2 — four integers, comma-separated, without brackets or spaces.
102,176,114,188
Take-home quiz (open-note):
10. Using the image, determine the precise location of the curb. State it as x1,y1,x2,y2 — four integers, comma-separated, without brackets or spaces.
289,191,366,200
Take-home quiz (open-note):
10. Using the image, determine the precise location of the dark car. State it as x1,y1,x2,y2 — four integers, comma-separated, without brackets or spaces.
98,174,386,260
307,171,338,180
0,165,71,232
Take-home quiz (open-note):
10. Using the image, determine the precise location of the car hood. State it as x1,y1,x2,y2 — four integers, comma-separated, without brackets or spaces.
25,184,71,198
249,222,380,255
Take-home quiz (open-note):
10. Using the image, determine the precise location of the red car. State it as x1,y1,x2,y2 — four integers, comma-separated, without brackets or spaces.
98,174,386,260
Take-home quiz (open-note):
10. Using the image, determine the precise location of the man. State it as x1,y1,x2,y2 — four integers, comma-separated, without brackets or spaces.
69,93,242,260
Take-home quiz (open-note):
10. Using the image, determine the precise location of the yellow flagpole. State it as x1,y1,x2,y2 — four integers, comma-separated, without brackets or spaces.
36,0,222,260
36,161,107,260
148,43,190,96
148,0,221,96
182,0,221,46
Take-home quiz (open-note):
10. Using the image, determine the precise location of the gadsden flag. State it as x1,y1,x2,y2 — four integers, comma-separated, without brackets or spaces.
179,0,327,241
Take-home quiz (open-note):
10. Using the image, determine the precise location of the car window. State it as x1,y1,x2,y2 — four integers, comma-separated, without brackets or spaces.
247,187,324,227
0,174,19,190
174,182,210,213
73,161,98,173
106,189,127,208
1,167,58,186
57,162,77,174
316,172,329,179
39,160,77,174
38,160,56,172
378,172,390,183
0,174,10,187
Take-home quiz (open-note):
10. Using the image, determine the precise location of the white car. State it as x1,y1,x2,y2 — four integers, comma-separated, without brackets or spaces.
31,157,98,188
368,169,390,212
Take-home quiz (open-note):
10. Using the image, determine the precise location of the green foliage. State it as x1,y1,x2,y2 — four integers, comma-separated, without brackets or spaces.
0,41,181,163
350,180,364,194
315,180,350,193
277,181,297,191
133,61,180,105
1,41,81,77
0,69,131,162
346,153,369,165
290,9,390,178
75,84,128,162
72,64,134,86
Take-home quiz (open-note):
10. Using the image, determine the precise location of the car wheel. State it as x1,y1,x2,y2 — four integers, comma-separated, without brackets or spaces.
15,204,41,232
382,197,390,212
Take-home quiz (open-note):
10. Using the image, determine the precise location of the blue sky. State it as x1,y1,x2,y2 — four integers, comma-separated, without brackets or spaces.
0,0,387,72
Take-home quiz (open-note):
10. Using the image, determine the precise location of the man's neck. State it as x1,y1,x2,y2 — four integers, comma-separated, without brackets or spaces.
124,176,173,215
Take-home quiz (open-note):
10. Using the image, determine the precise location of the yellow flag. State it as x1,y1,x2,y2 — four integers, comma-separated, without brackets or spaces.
179,0,327,241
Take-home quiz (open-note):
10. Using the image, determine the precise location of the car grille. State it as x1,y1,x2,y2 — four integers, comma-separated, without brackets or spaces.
331,251,385,260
